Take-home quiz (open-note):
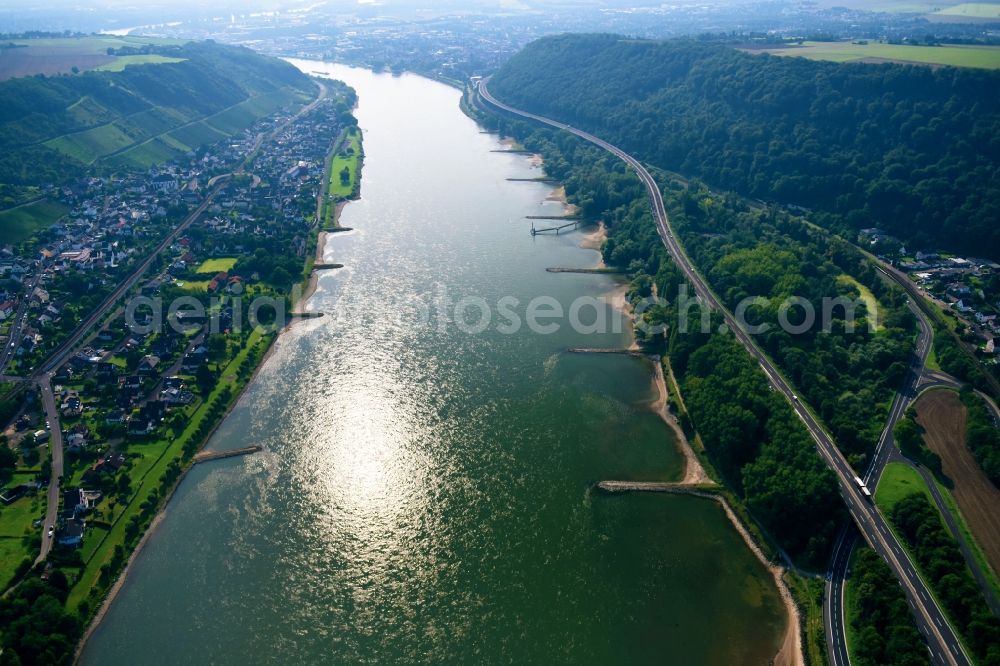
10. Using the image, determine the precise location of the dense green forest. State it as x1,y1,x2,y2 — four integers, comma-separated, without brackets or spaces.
0,40,313,188
489,34,1000,258
662,181,915,461
678,330,845,566
891,493,1000,663
849,546,930,666
961,387,1000,488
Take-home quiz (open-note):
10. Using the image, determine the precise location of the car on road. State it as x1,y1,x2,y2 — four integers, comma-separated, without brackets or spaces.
47,525,54,538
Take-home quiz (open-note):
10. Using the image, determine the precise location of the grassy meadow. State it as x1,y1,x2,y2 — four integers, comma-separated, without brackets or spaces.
196,257,238,274
757,41,1000,69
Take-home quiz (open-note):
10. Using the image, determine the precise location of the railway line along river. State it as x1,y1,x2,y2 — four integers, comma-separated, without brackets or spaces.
79,61,787,664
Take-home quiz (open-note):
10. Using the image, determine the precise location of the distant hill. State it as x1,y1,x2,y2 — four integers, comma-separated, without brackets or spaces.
488,34,1000,258
0,39,315,188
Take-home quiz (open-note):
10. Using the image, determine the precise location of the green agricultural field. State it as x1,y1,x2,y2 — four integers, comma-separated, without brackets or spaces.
45,123,136,165
165,121,227,150
196,257,238,274
106,138,181,169
93,55,186,72
0,36,189,80
204,88,310,135
936,2,1000,17
102,88,312,171
51,87,309,169
758,41,1000,69
0,199,69,243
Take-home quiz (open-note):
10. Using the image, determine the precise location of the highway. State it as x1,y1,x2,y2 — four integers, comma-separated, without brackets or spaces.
826,526,857,666
865,299,934,489
478,79,972,666
825,295,933,666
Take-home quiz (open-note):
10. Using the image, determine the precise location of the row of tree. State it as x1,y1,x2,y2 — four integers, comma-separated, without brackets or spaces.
961,387,1000,489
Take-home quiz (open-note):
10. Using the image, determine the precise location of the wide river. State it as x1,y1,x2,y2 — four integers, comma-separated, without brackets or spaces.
80,61,785,664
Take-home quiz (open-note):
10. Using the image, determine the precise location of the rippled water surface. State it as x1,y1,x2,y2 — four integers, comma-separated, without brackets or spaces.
80,62,785,665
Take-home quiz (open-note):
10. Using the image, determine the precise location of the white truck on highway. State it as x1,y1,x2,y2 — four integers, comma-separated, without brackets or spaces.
853,475,873,500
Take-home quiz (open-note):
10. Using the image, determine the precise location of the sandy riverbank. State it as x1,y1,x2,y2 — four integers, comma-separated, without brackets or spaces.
578,220,606,252
648,357,710,486
296,199,353,311
712,494,804,666
295,230,327,312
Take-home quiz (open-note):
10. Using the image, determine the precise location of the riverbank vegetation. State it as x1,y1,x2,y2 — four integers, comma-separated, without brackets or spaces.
488,33,1000,258
328,128,363,200
472,65,945,658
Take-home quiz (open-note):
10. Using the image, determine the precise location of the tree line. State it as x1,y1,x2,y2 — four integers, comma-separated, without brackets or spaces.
961,387,1000,489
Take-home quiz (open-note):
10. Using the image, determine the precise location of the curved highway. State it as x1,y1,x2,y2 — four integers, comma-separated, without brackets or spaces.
825,295,933,666
478,78,972,666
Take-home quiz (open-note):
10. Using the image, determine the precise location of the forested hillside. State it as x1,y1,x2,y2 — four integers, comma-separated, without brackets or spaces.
0,40,314,187
489,34,1000,258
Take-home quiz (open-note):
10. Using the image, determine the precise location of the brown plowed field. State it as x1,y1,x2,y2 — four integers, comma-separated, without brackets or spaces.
915,389,1000,576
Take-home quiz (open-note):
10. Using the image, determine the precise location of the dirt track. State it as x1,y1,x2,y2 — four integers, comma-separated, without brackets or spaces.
915,389,1000,577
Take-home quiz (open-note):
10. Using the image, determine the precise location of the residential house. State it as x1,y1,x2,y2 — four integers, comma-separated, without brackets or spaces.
137,355,161,377
57,519,85,547
182,346,209,371
66,431,87,450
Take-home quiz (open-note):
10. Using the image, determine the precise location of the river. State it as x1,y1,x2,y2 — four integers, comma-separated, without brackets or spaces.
79,61,786,665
